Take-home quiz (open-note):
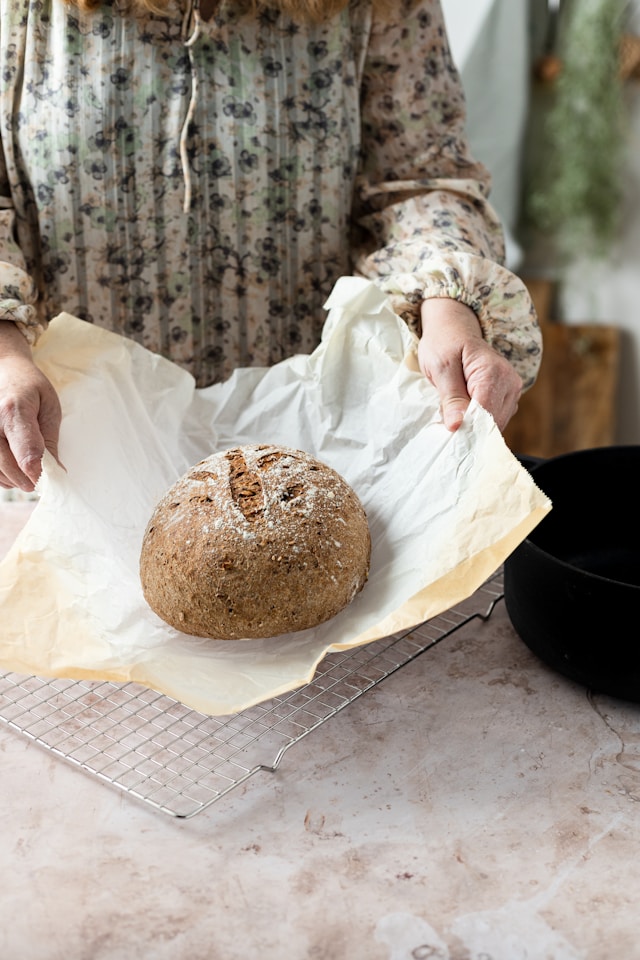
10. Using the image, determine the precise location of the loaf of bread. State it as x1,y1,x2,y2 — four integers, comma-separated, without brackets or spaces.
139,444,371,639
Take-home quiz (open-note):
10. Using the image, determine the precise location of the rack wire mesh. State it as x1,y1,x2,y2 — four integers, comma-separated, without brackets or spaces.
0,572,504,819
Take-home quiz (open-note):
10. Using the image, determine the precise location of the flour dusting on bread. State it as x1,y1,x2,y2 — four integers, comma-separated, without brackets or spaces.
140,445,371,639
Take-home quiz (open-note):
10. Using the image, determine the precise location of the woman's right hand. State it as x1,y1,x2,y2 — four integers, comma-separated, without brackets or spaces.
0,320,62,491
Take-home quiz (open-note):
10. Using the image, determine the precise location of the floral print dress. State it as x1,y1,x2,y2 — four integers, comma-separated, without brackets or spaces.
0,0,541,388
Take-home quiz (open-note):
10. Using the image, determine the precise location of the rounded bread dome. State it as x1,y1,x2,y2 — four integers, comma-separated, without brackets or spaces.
139,444,371,639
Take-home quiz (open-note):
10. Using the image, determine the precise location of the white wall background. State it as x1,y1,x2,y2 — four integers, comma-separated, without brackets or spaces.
559,3,640,444
441,0,530,269
442,0,640,445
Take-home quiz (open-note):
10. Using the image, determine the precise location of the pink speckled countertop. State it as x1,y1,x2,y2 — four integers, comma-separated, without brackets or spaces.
1,501,639,960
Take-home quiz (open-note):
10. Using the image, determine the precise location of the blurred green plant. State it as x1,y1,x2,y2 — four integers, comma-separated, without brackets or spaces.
524,0,629,263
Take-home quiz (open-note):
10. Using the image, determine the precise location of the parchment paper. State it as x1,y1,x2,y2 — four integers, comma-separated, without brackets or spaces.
0,278,550,715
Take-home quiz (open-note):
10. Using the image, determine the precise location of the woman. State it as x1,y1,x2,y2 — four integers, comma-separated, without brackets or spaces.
0,0,540,491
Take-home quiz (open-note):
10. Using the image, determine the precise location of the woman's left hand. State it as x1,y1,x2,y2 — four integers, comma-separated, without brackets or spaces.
417,298,523,433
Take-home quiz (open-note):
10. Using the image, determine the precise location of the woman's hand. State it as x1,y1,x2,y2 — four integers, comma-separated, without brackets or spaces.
417,298,522,433
0,321,62,491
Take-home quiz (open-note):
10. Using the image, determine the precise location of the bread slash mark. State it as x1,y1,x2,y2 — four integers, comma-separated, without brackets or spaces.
226,450,265,522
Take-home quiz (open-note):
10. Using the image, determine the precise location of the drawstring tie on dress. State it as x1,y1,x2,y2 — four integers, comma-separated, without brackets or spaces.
180,0,202,212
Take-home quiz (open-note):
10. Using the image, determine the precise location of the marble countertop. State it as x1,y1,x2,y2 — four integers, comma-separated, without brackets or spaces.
1,502,638,960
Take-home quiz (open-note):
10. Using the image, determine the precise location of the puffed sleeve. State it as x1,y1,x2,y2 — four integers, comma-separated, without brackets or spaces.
352,0,541,388
0,142,43,346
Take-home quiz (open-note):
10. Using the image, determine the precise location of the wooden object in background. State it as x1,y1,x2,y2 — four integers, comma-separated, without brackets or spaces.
520,277,556,326
535,33,640,84
620,33,640,80
504,321,620,458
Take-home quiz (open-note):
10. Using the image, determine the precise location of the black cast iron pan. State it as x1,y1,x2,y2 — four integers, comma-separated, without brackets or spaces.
503,445,640,702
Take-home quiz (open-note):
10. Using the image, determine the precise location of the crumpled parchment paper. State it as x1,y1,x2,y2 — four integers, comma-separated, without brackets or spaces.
0,278,550,715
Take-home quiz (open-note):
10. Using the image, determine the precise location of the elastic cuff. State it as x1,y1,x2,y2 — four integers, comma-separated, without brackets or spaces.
0,300,44,346
372,253,542,389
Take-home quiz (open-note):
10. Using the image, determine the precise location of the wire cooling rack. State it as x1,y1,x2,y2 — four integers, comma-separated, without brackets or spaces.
0,572,504,819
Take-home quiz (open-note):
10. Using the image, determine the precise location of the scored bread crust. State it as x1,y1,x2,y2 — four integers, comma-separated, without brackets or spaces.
139,444,371,639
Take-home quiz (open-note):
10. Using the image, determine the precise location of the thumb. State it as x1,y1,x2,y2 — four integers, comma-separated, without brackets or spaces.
39,396,64,474
432,368,471,432
441,395,470,432
6,421,45,488
441,397,469,431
